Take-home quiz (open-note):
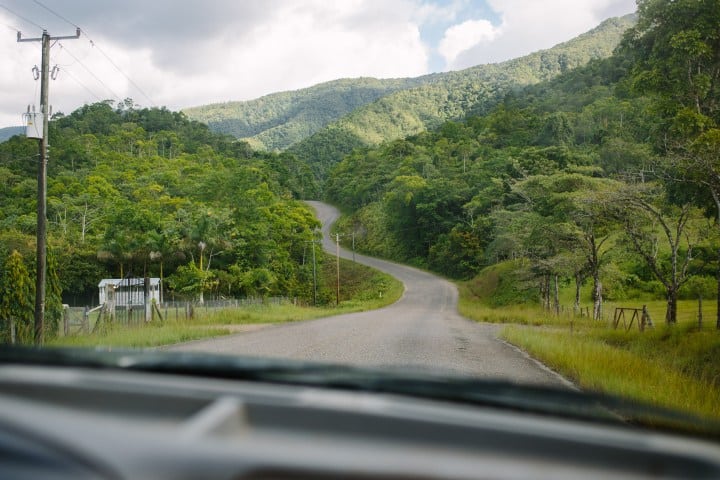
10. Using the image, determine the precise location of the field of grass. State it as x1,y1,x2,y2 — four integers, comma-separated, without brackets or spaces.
459,278,720,420
502,324,720,420
49,259,403,349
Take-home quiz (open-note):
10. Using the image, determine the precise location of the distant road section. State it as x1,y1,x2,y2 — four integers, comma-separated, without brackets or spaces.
171,201,568,386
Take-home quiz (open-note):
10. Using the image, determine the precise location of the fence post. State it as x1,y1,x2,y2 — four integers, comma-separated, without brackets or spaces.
698,295,703,329
63,306,69,336
83,306,89,333
641,305,654,331
144,276,152,323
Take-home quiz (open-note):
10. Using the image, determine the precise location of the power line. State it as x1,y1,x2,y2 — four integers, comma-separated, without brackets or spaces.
32,0,156,106
58,41,122,102
31,0,77,29
2,20,20,33
53,39,91,67
85,37,156,106
0,3,44,31
61,66,104,102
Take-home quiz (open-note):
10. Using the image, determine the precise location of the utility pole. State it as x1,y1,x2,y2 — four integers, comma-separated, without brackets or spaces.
336,233,340,306
351,230,356,262
311,239,317,306
18,28,80,345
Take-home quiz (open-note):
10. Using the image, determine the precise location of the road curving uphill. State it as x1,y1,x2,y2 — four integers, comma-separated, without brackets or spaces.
172,201,569,387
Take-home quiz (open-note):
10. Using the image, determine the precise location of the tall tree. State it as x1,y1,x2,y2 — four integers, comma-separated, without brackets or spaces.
614,184,703,324
0,251,34,343
623,0,720,327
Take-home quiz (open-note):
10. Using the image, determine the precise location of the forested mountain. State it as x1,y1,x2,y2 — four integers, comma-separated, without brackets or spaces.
183,76,435,151
0,127,23,142
184,15,635,178
325,0,720,324
291,15,635,177
0,102,323,320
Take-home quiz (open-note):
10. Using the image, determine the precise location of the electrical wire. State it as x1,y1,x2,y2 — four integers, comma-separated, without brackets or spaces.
0,3,44,31
32,0,156,106
31,0,77,29
84,37,157,106
58,41,122,102
54,41,90,68
2,20,20,33
61,66,103,102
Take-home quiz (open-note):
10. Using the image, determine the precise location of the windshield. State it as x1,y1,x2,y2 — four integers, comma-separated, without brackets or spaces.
0,0,719,439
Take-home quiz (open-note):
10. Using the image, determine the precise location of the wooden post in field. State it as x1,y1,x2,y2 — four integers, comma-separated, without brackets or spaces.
641,305,653,331
698,295,703,329
144,276,152,322
336,233,340,306
717,247,720,330
82,306,89,333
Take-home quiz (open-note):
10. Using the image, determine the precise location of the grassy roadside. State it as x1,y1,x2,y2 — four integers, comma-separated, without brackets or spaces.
459,280,720,420
502,324,720,420
49,259,403,349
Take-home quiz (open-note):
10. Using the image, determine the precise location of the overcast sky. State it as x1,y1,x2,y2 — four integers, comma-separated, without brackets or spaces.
0,0,636,129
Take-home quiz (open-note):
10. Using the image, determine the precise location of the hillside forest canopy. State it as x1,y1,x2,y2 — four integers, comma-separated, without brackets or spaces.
1,0,720,343
0,102,327,341
325,0,720,325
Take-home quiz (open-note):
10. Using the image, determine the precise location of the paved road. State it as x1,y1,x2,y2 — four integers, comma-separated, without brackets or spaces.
171,201,568,386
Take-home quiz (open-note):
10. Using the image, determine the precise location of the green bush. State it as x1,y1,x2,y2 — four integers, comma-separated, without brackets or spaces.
680,276,716,300
465,260,539,307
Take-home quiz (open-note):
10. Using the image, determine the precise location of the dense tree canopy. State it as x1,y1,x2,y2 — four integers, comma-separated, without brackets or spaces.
325,1,720,324
0,102,322,312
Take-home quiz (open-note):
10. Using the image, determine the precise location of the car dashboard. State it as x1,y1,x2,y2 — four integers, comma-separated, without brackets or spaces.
0,362,719,480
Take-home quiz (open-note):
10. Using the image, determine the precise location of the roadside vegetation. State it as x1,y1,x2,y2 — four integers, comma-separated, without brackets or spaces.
459,264,720,420
0,0,718,424
48,256,403,349
326,0,720,421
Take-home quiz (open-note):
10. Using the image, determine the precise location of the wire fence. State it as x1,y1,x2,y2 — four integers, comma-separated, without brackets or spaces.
59,296,291,337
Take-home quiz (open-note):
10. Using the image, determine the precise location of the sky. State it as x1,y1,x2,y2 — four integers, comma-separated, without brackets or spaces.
0,0,636,129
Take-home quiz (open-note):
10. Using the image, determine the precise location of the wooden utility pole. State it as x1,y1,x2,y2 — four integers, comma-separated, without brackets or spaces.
336,233,340,306
311,239,317,306
18,28,80,345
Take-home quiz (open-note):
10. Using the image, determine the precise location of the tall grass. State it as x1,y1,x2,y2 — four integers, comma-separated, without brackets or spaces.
49,323,233,349
502,325,720,420
458,275,720,420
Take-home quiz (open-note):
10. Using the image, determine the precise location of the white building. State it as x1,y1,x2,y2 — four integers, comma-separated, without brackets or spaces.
98,278,162,307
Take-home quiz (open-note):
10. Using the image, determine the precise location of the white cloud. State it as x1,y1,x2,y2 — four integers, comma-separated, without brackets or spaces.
0,0,636,127
438,19,500,66
443,0,636,70
0,1,431,126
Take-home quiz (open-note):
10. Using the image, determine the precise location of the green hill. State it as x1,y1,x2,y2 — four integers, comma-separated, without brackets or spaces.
183,76,437,151
290,15,636,177
184,15,634,171
0,126,23,142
